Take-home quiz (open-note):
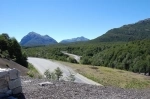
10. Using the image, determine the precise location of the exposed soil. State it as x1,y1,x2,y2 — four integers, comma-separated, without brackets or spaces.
0,58,28,76
13,76,150,99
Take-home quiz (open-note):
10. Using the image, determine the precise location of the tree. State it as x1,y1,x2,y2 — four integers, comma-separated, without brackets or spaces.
20,52,28,68
2,33,10,40
146,56,150,75
44,69,51,79
0,35,9,54
55,67,63,81
9,38,28,67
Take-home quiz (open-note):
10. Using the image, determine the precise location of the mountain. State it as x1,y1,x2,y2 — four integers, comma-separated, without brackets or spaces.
92,18,150,42
20,32,57,46
60,36,89,43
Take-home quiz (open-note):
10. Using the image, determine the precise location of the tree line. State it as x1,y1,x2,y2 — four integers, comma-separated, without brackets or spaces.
0,33,28,67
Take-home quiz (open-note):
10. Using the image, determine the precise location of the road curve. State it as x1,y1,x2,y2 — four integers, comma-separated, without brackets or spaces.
28,57,101,86
61,51,81,63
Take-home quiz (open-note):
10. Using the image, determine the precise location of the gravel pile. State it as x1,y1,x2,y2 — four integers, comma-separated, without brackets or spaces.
14,76,150,99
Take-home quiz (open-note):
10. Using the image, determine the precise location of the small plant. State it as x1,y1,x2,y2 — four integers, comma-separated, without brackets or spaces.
27,71,34,77
44,69,51,79
51,72,57,80
44,69,62,80
67,71,76,82
38,74,44,79
27,63,41,78
55,67,63,81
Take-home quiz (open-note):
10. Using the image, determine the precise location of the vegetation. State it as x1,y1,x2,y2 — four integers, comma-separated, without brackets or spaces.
44,69,57,80
59,61,150,89
55,67,63,80
67,71,76,82
0,33,28,67
23,46,69,62
44,68,76,81
92,18,150,42
23,18,150,78
44,67,63,81
67,57,78,63
23,39,150,75
44,69,52,79
90,40,150,75
27,63,42,78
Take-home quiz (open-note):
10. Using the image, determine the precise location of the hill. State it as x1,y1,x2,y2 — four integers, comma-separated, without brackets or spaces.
93,18,150,42
60,36,89,43
0,33,28,75
0,58,28,75
20,32,57,46
0,33,28,67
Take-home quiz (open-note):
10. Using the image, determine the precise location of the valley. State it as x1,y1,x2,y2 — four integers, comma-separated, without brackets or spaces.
1,1,150,98
22,18,150,89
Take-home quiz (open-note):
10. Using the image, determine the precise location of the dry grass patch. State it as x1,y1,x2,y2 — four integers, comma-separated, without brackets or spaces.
57,61,150,89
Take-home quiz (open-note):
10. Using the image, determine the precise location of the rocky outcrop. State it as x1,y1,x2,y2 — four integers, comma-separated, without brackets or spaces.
0,68,22,98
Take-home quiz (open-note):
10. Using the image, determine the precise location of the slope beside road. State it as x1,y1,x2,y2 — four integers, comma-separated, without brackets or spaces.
27,57,101,86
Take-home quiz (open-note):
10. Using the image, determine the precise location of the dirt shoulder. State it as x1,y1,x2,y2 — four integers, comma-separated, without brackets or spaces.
0,58,28,76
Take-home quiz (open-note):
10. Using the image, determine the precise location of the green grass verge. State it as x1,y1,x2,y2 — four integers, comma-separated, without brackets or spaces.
57,61,150,89
27,63,43,78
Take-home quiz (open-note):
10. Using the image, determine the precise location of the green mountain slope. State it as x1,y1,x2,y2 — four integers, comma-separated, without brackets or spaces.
92,18,150,42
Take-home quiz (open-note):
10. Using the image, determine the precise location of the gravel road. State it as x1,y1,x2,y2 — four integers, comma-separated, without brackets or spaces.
14,76,150,99
61,51,81,62
27,57,101,85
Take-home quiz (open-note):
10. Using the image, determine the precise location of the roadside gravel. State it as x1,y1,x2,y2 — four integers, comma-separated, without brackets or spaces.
15,76,150,99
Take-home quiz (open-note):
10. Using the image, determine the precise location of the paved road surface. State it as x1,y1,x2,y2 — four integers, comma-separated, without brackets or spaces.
61,51,81,62
28,57,101,86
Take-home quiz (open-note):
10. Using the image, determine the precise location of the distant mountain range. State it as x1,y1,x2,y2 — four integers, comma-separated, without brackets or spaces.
20,32,89,46
92,18,150,42
20,32,57,46
60,36,89,43
20,18,150,46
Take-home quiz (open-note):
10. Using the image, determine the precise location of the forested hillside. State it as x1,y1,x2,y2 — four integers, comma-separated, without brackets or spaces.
23,18,150,76
24,39,150,76
0,33,28,67
92,18,150,42
91,40,150,75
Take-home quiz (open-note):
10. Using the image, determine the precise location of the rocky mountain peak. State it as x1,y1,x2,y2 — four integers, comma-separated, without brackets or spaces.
20,32,57,46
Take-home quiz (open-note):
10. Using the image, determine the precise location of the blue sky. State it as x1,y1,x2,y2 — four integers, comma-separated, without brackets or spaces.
0,0,150,42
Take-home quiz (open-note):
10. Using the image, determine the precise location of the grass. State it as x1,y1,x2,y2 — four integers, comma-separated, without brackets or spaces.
57,61,150,89
27,63,42,78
